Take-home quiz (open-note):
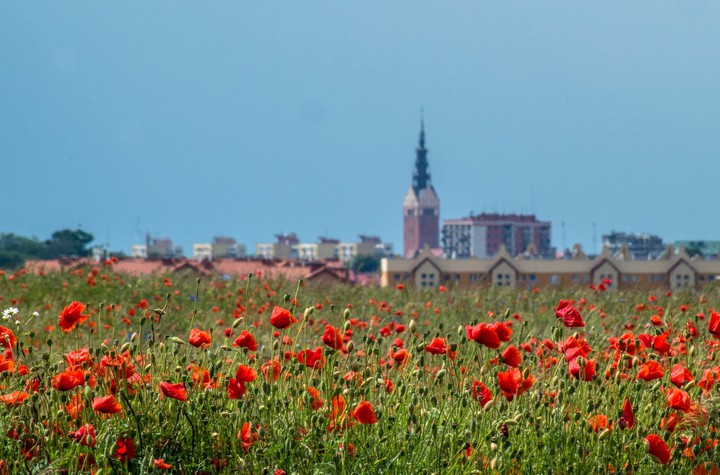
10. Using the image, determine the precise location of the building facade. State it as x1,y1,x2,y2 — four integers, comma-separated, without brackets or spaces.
602,231,665,260
382,244,720,291
442,213,553,259
403,121,440,258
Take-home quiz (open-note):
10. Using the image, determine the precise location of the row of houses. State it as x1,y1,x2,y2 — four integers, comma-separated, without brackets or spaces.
25,258,366,286
381,244,720,291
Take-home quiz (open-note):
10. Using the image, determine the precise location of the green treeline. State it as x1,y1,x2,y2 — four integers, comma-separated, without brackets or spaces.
0,229,94,269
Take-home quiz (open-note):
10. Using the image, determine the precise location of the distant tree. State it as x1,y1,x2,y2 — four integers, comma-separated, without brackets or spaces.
44,229,94,258
685,246,703,259
351,254,381,273
0,233,46,259
0,250,25,269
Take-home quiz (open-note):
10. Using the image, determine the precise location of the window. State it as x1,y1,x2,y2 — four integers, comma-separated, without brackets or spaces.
572,274,579,283
529,274,537,282
621,275,628,283
470,274,477,282
550,275,560,285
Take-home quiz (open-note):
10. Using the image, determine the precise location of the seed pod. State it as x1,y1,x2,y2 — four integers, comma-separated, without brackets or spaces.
232,317,244,328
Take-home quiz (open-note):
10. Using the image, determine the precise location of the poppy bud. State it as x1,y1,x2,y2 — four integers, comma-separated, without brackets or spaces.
232,317,244,328
343,320,351,332
167,337,185,345
273,340,280,351
283,294,290,302
458,326,464,337
303,307,314,320
343,308,351,320
598,429,611,440
409,320,417,333
436,369,447,380
120,342,131,353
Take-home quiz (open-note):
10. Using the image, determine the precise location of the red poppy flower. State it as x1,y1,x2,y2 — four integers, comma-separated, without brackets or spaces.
352,401,378,424
52,368,85,391
709,312,720,338
270,306,297,329
227,378,247,399
425,337,447,355
637,360,665,381
501,345,522,368
0,354,14,373
65,347,92,367
465,323,501,349
644,434,671,464
0,326,17,349
58,301,90,332
490,322,513,342
92,395,122,414
666,388,692,412
472,380,493,408
307,386,324,410
69,424,96,447
497,370,519,400
239,422,258,451
670,364,694,388
619,398,634,429
159,381,187,402
154,459,172,470
235,364,257,383
115,437,135,462
233,330,258,351
188,328,212,348
0,391,29,407
555,300,585,328
261,359,281,382
297,347,325,369
321,325,344,350
588,414,608,432
569,357,597,381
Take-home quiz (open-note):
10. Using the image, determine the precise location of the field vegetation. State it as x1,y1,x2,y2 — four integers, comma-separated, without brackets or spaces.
0,262,718,474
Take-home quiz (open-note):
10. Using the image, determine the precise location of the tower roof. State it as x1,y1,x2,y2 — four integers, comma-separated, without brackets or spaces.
412,120,433,195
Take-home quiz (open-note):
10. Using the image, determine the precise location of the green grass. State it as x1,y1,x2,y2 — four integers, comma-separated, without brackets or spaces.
0,267,717,474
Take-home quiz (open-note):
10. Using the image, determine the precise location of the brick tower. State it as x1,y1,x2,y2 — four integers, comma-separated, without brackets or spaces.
403,121,440,258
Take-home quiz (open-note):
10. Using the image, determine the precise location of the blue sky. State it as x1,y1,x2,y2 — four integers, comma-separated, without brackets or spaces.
2,2,719,256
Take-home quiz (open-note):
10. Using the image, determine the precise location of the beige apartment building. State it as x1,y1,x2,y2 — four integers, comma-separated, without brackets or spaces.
381,244,720,291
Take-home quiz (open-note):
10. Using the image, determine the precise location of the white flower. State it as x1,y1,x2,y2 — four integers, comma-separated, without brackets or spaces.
1,307,19,321
32,311,40,318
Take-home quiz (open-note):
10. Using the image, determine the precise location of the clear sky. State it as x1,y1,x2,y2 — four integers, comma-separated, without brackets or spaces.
2,2,719,257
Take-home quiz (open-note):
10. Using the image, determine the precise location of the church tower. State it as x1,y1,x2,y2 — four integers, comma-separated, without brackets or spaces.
403,120,440,258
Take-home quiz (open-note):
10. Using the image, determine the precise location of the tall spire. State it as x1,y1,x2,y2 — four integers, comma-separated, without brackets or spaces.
412,117,430,194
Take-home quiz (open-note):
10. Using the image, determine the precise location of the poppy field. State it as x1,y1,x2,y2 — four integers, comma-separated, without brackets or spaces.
0,265,719,474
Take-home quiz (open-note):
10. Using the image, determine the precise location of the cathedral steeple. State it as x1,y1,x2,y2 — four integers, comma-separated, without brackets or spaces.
403,116,440,259
412,119,431,195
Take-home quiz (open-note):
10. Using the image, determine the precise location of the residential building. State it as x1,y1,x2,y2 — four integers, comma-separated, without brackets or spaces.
256,233,300,259
382,244,720,291
403,121,440,258
147,237,182,259
130,245,148,259
673,240,720,258
602,231,665,260
442,213,552,259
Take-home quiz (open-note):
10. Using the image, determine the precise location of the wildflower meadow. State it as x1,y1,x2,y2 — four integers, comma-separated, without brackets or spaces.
0,263,719,474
